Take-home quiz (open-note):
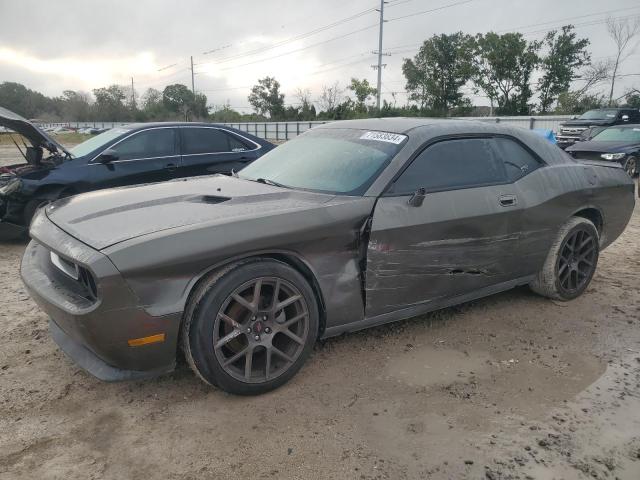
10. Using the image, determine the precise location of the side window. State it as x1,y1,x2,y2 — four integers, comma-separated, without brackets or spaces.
111,129,176,160
182,128,249,154
491,137,541,182
226,132,250,152
391,138,506,194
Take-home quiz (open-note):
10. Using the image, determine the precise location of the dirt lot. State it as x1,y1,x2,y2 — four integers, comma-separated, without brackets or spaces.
0,141,639,479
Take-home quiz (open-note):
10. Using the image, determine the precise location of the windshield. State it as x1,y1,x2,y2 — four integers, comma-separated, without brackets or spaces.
239,128,407,195
69,128,130,157
591,126,640,142
578,109,619,120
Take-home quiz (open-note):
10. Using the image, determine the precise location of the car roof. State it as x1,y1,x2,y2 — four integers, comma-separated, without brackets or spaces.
122,122,227,130
314,117,479,134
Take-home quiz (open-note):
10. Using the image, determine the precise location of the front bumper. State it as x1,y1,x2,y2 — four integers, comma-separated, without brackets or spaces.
20,210,181,381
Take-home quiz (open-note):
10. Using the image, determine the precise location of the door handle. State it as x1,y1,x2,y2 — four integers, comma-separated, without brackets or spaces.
499,194,517,207
165,162,177,172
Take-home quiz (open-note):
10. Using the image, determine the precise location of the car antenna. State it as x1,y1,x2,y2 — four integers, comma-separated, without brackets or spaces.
9,134,28,162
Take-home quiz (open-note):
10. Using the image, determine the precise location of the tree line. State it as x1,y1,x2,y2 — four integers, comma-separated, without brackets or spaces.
1,20,638,123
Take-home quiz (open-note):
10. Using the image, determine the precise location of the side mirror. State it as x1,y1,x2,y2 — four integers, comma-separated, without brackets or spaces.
622,114,629,121
571,115,578,120
408,187,426,207
98,149,119,163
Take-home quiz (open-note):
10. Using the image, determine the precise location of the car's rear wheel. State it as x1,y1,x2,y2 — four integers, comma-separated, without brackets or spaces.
181,259,319,395
623,156,637,177
529,217,599,301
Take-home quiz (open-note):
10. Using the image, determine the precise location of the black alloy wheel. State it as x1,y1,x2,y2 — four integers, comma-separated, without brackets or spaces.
213,277,310,383
556,227,597,297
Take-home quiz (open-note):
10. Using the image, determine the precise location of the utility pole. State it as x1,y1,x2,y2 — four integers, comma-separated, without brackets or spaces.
373,0,389,112
190,56,195,94
130,77,136,110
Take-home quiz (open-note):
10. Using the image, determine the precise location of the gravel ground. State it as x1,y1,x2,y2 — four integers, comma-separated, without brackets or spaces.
0,143,639,479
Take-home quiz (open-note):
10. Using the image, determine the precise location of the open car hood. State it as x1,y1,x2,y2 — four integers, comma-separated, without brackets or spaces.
0,106,71,156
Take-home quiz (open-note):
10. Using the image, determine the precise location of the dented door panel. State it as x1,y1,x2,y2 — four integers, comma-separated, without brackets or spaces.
365,186,523,317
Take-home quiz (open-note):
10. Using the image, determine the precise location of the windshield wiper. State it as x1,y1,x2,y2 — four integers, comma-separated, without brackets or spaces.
255,177,289,188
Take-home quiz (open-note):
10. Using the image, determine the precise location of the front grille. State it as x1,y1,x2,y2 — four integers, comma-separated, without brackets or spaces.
47,250,99,303
78,267,98,302
560,127,588,135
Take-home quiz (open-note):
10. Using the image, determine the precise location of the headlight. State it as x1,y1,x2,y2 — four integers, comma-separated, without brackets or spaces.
0,178,22,195
600,153,627,161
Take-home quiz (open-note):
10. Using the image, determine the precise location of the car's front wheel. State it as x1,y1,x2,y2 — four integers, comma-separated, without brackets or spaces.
623,156,637,177
182,259,319,395
529,216,600,301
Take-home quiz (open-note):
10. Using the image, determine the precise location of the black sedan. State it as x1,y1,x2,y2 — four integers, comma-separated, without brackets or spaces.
21,118,635,394
566,124,640,177
0,106,273,239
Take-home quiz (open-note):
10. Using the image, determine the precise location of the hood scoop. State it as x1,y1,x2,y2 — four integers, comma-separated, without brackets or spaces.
197,195,231,205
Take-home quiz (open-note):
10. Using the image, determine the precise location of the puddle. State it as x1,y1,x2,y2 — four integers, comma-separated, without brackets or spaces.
385,346,491,387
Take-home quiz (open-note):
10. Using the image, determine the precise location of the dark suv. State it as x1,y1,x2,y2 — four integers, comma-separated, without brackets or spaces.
556,108,640,149
0,107,273,239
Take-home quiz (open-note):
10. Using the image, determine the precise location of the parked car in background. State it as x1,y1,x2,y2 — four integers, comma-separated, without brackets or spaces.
0,106,274,239
556,108,640,149
21,118,635,394
578,125,607,142
566,124,640,177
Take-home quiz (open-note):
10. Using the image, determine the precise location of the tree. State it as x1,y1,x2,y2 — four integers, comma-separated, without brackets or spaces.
162,83,195,118
318,82,343,114
0,82,54,119
625,89,640,108
473,32,540,115
294,88,316,120
139,88,166,119
556,91,607,114
92,85,128,120
59,90,91,121
348,78,376,112
248,77,285,119
606,17,640,106
402,32,475,114
537,25,590,113
210,102,243,122
574,60,613,97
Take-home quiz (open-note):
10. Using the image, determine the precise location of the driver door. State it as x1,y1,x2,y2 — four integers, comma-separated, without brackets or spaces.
90,127,180,189
365,136,523,318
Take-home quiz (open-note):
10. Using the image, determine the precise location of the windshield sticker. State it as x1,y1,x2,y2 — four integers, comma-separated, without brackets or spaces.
360,131,407,144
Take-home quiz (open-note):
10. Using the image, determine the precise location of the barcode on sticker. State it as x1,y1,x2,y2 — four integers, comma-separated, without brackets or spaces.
360,131,407,144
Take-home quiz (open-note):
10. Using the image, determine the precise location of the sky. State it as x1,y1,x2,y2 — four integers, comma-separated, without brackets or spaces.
1,0,639,112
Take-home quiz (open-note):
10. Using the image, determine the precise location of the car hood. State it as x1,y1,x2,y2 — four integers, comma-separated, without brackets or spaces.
566,140,639,154
561,119,617,128
45,175,339,250
0,106,71,156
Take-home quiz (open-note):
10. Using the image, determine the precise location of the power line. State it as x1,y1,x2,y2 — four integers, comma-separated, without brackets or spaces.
386,0,476,22
217,23,379,72
198,5,378,67
495,5,640,34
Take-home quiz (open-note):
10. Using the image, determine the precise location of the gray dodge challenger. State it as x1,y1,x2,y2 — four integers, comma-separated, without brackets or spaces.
21,118,635,394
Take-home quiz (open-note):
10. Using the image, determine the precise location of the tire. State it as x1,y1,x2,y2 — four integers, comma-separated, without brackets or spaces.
623,156,637,177
529,216,600,301
181,259,319,395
